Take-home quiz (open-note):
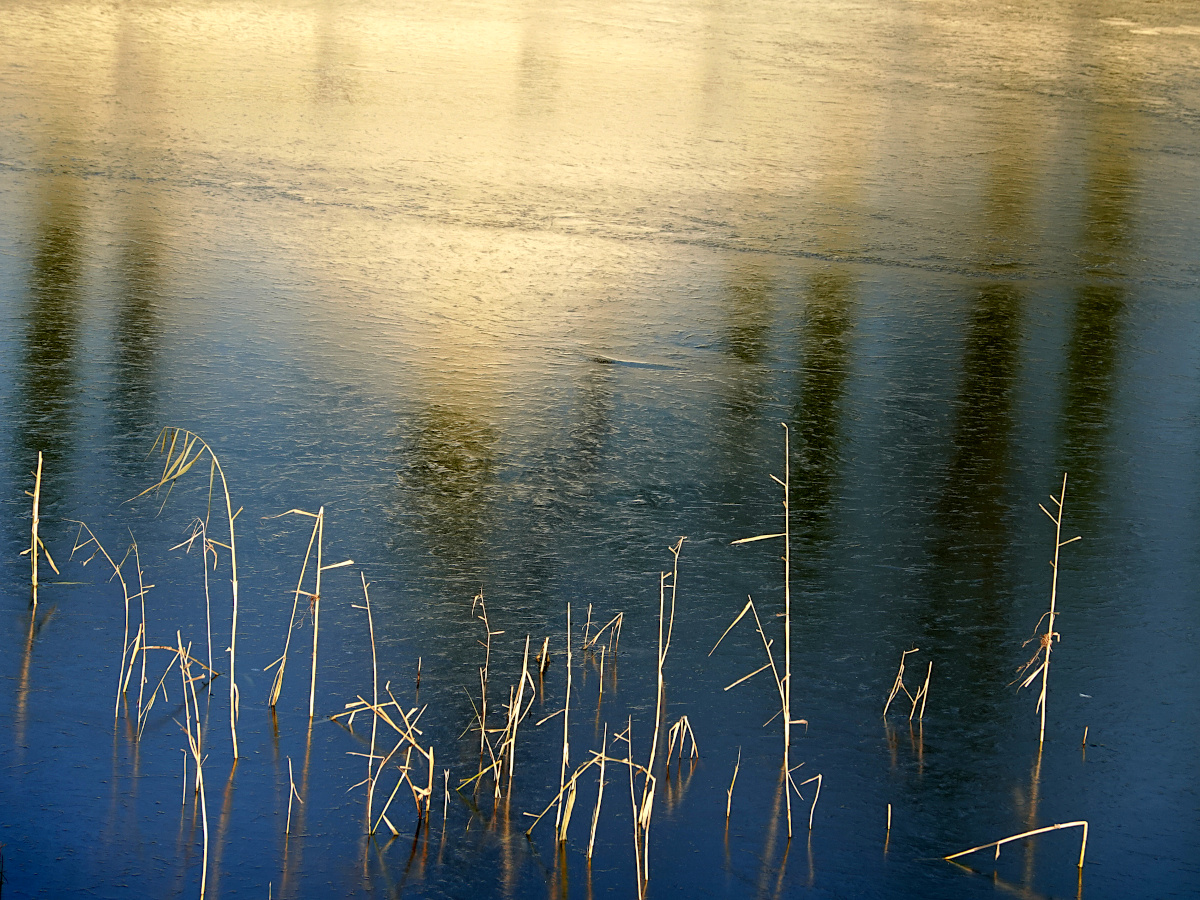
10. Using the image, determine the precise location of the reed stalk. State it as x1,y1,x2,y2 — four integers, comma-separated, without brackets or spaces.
263,507,352,716
726,748,741,820
1015,474,1081,746
665,715,698,767
177,631,208,897
582,613,624,654
883,648,932,722
355,575,380,829
719,424,816,838
69,522,141,718
587,724,608,860
554,604,572,840
22,452,58,609
286,756,301,834
171,520,217,681
135,428,244,759
944,820,1088,868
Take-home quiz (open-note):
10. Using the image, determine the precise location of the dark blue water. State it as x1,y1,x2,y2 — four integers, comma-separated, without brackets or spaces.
2,1,1199,897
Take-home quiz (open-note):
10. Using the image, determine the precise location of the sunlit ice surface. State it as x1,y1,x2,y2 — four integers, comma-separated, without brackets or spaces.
1,0,1199,897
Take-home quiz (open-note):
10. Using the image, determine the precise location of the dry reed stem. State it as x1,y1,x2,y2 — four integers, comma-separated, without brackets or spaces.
136,428,244,759
286,756,302,834
622,718,644,899
587,725,608,860
944,820,1088,868
1015,474,1080,746
21,452,59,609
263,507,352,716
442,769,450,834
795,772,821,830
339,680,436,827
726,748,741,820
633,539,685,881
69,522,141,718
523,750,609,835
582,613,624,654
171,520,218,679
177,631,208,897
132,541,150,726
913,661,932,721
554,604,572,840
471,590,506,794
355,575,379,829
883,647,919,717
264,511,320,708
725,424,807,836
666,716,699,766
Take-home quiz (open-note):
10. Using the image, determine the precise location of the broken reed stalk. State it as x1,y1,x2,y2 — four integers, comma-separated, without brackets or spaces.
944,820,1088,869
915,661,932,721
883,648,932,722
135,428,244,759
726,748,741,819
336,684,436,830
1015,473,1081,747
883,647,918,717
286,756,301,834
582,613,624,654
665,716,699,768
22,452,58,610
262,507,352,716
796,772,821,830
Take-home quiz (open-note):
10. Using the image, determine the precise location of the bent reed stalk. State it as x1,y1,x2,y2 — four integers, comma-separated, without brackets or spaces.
945,820,1088,869
134,428,244,759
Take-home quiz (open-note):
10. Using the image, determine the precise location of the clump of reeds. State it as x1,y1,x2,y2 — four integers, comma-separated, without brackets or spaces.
1014,473,1080,746
455,592,538,802
335,577,436,835
883,647,931,721
134,428,244,759
21,452,58,610
665,715,698,767
263,507,352,717
944,820,1088,869
582,610,623,655
714,424,818,837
